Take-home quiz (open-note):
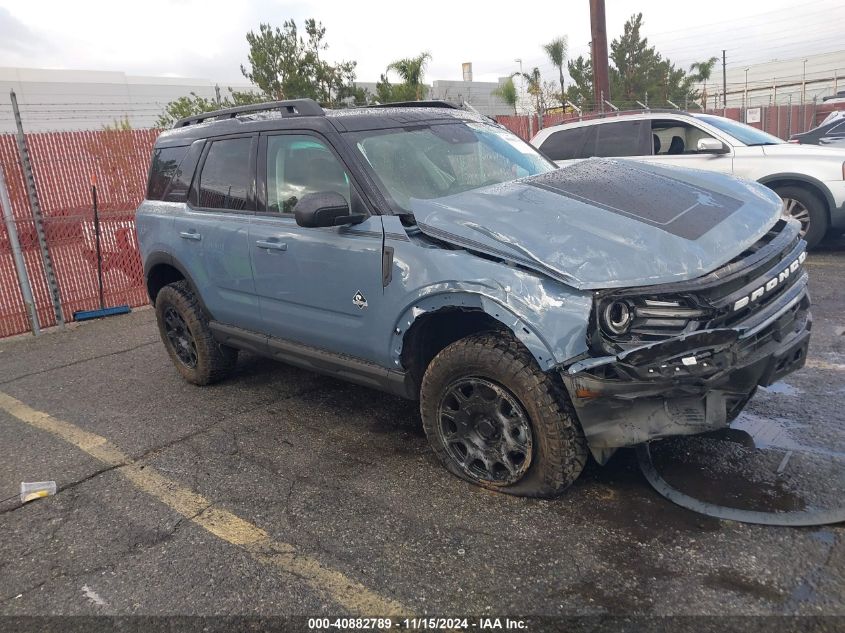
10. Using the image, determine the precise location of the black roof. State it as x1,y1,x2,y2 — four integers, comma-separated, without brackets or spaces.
156,98,487,146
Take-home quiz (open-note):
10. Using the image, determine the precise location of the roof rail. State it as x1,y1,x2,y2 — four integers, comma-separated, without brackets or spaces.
370,100,462,110
173,98,325,128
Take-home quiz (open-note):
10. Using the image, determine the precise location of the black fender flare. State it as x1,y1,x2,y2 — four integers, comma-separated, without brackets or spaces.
143,252,213,317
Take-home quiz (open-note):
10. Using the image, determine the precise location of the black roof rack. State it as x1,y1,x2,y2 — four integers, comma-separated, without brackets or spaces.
173,98,325,128
370,100,462,110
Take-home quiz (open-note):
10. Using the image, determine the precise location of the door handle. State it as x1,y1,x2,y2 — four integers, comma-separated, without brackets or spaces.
179,231,201,241
255,239,287,251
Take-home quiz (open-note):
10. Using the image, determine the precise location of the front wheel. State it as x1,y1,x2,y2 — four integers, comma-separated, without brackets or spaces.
775,185,828,249
420,332,588,498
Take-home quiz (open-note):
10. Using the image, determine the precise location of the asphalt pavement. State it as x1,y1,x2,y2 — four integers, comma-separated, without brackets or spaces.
0,236,843,631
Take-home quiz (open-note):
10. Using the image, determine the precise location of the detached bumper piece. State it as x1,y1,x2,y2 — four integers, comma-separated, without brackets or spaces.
562,277,811,463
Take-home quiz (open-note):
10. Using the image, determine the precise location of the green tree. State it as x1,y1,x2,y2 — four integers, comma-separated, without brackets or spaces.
385,52,432,101
565,13,696,111
514,67,546,116
543,36,568,107
103,115,131,131
155,88,265,128
240,19,357,104
689,56,719,108
565,55,592,105
492,77,518,114
609,13,695,108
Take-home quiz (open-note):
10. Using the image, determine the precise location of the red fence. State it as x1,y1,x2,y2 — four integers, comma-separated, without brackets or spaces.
498,102,845,141
0,129,157,337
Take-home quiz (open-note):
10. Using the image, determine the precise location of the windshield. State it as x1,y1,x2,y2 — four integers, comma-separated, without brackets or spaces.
696,114,784,146
347,122,555,210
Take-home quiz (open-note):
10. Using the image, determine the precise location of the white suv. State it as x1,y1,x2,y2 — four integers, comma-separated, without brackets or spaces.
531,111,845,247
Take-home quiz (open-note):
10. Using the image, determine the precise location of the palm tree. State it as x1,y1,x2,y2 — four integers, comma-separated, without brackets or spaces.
513,67,545,119
689,56,719,109
492,77,518,114
386,52,432,100
543,36,568,107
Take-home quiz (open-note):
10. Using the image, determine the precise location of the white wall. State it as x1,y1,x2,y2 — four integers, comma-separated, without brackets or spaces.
0,67,257,132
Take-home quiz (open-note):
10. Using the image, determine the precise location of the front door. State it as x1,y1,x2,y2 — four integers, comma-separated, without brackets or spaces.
249,132,385,363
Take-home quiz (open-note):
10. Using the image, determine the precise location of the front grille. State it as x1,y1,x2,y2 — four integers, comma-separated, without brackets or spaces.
596,219,807,352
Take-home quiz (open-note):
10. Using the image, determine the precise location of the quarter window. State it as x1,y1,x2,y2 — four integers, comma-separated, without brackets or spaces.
198,137,254,211
265,135,351,214
147,145,189,201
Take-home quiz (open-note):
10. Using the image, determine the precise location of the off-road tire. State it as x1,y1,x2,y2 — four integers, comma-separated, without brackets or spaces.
420,332,588,498
774,185,828,249
155,280,237,385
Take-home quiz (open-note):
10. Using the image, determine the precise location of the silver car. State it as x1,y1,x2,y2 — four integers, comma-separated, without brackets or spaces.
532,111,845,247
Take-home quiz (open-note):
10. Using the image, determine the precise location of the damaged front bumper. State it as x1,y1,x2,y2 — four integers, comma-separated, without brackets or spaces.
561,273,812,464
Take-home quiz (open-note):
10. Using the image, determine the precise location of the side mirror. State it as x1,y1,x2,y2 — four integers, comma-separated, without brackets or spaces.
697,138,727,153
294,192,363,228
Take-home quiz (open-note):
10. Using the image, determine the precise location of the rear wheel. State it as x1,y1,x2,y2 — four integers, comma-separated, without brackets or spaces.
420,332,587,497
155,281,237,385
775,185,828,248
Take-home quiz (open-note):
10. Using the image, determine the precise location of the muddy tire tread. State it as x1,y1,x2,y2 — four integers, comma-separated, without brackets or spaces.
155,280,237,385
420,332,587,498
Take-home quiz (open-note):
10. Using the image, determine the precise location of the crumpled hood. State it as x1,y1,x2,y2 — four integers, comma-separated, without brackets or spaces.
409,158,783,290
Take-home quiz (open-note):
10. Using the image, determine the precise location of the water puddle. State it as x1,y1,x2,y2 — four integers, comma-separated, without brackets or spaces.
760,381,802,396
645,411,845,522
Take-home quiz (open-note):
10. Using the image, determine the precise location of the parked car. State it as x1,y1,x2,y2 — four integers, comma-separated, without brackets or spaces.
790,112,845,150
531,111,845,247
137,100,811,498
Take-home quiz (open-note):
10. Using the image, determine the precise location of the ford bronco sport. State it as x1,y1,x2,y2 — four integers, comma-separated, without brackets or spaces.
137,99,811,498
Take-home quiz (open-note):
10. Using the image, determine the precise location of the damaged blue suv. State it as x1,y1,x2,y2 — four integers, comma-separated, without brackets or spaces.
137,100,811,497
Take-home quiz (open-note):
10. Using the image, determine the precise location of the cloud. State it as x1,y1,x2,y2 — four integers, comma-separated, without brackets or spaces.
0,6,52,56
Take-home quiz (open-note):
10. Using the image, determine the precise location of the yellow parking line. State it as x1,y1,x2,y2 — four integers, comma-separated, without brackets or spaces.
0,391,408,615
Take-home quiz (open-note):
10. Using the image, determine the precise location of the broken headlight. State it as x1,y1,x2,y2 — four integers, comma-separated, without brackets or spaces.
594,295,711,351
601,300,633,335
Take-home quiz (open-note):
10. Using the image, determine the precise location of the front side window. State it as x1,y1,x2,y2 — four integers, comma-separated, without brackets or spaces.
651,120,720,155
197,137,254,211
265,135,351,214
348,122,554,210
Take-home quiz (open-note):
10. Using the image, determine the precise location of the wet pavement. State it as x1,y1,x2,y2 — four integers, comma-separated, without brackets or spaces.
0,235,843,626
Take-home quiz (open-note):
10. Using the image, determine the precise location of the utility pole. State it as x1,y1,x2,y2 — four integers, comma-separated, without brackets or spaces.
743,67,750,120
590,0,610,112
722,50,727,107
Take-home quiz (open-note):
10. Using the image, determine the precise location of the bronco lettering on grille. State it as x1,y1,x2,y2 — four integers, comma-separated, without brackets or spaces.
732,251,806,312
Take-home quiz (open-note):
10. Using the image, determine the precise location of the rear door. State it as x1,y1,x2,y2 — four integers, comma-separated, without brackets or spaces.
178,134,262,331
249,131,385,363
538,120,652,167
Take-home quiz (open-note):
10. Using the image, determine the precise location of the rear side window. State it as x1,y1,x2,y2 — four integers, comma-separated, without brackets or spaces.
591,120,651,157
146,143,205,202
197,137,254,211
147,146,189,200
539,127,592,160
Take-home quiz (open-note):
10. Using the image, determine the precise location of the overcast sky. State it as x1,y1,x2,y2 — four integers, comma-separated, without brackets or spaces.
1,0,843,86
